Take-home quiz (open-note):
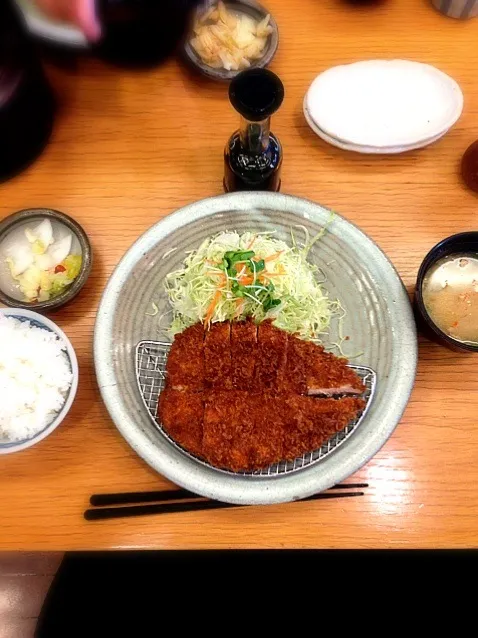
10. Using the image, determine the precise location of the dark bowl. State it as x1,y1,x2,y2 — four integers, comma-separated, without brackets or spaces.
182,0,279,82
0,208,92,312
414,231,478,353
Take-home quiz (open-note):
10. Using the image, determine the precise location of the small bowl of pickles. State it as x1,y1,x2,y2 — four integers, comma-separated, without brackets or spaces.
0,208,92,312
415,232,478,352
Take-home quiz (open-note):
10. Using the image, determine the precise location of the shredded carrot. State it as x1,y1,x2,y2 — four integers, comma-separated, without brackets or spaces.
263,251,283,263
262,272,285,278
246,237,256,250
204,288,223,324
238,275,255,286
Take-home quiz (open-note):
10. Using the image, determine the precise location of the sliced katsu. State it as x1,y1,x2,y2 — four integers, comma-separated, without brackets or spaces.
230,319,257,390
281,335,365,396
254,320,288,391
158,320,367,472
166,323,205,392
202,393,364,472
167,391,365,472
279,395,365,461
204,321,232,389
159,389,205,459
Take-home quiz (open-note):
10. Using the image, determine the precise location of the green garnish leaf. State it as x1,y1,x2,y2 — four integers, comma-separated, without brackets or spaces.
253,259,265,273
264,297,281,312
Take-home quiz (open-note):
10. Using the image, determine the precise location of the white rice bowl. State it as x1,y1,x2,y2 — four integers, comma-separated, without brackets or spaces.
0,308,78,453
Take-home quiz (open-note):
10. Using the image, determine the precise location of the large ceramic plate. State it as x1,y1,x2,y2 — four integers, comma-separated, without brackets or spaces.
14,0,88,48
94,192,417,505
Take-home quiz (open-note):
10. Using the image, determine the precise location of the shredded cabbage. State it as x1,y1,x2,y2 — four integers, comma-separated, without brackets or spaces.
164,226,340,341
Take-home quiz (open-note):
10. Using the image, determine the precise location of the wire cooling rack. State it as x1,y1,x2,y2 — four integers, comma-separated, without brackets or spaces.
135,340,377,477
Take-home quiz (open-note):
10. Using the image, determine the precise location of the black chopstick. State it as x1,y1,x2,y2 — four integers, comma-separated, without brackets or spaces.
90,488,199,507
89,483,369,508
84,491,365,521
328,482,368,490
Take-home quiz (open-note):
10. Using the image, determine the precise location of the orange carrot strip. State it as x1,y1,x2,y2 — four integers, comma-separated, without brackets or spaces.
204,288,223,324
263,251,283,263
246,237,256,250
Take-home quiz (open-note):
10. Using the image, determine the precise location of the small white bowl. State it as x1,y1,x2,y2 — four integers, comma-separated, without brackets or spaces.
0,308,79,455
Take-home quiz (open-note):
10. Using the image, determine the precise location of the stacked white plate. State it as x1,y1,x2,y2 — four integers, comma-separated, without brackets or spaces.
304,59,464,154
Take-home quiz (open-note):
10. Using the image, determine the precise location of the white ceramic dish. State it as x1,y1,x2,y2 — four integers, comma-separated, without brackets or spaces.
305,59,463,150
0,308,79,455
14,0,88,48
94,192,417,505
303,97,448,154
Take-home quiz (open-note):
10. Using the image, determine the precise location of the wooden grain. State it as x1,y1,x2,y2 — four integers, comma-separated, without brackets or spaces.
1,0,478,549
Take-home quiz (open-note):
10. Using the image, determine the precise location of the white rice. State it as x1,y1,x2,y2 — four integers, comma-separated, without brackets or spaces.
0,315,73,442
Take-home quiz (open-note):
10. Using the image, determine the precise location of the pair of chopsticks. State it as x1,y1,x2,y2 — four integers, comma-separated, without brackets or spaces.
84,483,368,521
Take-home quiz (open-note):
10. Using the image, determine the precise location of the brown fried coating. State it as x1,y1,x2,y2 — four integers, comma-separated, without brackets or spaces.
202,392,365,472
280,396,366,461
204,321,232,389
162,321,367,472
279,334,321,394
203,391,258,471
283,336,364,396
158,389,205,458
231,319,257,390
166,323,205,392
254,320,288,392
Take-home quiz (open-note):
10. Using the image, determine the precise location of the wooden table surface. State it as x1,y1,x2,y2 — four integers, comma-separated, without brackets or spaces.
1,0,478,550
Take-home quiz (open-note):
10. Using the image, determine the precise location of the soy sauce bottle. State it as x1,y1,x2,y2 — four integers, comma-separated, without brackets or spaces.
224,69,284,192
0,2,55,182
95,0,200,68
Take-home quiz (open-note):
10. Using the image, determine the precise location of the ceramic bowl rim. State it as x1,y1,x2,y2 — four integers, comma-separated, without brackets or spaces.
94,191,418,505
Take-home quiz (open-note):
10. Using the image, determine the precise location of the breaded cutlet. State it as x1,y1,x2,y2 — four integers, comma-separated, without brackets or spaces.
231,319,257,390
201,391,365,472
203,391,259,471
280,395,366,461
254,320,288,391
166,323,205,392
303,346,365,396
160,320,367,472
280,333,321,394
159,389,205,459
204,321,232,389
283,335,365,396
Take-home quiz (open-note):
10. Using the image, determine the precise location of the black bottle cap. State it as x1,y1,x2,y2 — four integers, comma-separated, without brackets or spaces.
229,68,284,122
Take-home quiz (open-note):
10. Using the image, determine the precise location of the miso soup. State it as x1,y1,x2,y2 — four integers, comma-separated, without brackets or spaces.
422,254,478,345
